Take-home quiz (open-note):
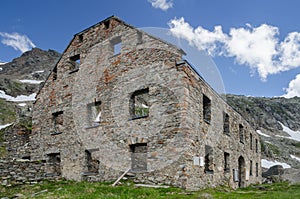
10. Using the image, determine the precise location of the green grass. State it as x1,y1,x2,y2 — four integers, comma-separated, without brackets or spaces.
262,142,281,156
1,180,300,199
0,98,16,124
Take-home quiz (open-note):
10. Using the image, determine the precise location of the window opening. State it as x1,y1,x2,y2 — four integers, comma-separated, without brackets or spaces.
52,111,63,134
53,66,57,80
110,36,122,56
203,94,211,124
130,88,149,119
205,145,214,173
255,139,258,153
250,160,253,176
223,112,230,135
130,143,147,172
137,31,143,44
114,42,121,55
47,153,61,176
85,150,99,173
224,152,230,172
239,124,244,143
250,133,253,150
22,156,31,160
256,162,259,177
104,20,110,29
68,54,80,73
78,34,83,42
87,101,101,127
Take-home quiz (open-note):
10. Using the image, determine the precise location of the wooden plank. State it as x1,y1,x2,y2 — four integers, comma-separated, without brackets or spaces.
134,184,170,188
112,168,130,187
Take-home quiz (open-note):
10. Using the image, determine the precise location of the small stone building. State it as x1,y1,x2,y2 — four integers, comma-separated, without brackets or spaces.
31,16,261,190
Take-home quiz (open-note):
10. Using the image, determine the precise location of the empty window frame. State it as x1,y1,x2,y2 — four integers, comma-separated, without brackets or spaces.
256,162,259,177
78,34,83,43
68,54,80,73
87,101,102,127
224,152,230,172
203,94,211,124
130,143,147,172
255,139,258,153
205,145,214,173
250,160,253,176
250,133,253,150
110,36,122,56
53,66,57,80
47,153,61,176
52,111,63,134
239,124,244,143
85,150,99,173
223,112,230,135
130,88,149,119
137,31,143,44
103,20,110,29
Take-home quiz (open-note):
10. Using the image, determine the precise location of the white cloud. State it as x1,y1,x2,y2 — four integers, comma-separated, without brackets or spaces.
168,17,227,55
168,17,300,81
0,32,36,53
148,0,173,11
225,24,279,79
282,74,300,98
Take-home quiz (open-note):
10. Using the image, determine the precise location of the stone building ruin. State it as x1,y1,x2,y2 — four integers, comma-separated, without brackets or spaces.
31,16,261,190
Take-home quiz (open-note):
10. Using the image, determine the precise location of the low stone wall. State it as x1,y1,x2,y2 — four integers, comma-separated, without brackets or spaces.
0,159,58,186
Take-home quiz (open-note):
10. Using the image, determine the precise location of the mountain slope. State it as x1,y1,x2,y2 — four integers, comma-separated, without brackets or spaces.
226,94,300,171
0,48,60,159
0,48,60,97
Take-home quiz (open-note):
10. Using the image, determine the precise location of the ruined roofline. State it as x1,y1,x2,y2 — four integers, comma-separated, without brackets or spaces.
75,15,186,56
180,59,259,134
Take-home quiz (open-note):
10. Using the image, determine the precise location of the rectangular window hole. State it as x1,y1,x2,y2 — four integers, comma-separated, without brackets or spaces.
46,153,61,176
130,88,149,119
223,112,230,135
224,152,230,172
52,111,63,134
205,145,214,174
68,54,80,73
86,101,102,128
239,124,244,143
130,143,147,173
203,94,211,124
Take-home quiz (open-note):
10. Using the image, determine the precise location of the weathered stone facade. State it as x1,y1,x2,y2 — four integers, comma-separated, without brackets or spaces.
31,16,261,190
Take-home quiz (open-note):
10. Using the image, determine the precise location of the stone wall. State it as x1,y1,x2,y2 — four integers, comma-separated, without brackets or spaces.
176,63,262,190
0,159,59,186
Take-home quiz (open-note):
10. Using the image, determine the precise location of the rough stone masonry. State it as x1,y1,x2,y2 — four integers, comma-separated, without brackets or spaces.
30,16,261,190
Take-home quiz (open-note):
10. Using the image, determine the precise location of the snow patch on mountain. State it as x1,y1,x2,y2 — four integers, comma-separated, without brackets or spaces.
256,130,271,137
261,159,291,169
19,79,43,84
290,155,300,162
0,123,13,130
278,122,300,142
0,90,36,102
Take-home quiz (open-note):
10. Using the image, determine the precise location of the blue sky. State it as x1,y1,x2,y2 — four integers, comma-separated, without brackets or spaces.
1,0,300,98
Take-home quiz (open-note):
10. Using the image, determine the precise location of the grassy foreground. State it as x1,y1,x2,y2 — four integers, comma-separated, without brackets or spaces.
1,180,300,199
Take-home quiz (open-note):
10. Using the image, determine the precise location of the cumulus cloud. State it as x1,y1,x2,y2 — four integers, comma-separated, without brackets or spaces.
0,32,36,53
148,0,173,11
168,17,300,81
282,74,300,98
